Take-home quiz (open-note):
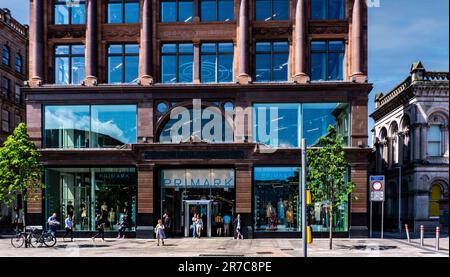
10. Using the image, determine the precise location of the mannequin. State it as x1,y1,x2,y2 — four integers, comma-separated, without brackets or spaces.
286,204,294,229
277,198,285,225
266,202,274,229
108,208,116,230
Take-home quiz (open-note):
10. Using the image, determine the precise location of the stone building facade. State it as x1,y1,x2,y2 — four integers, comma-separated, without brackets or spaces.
371,62,449,233
24,0,372,238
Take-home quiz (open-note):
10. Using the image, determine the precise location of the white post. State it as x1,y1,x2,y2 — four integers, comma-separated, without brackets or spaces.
301,138,307,257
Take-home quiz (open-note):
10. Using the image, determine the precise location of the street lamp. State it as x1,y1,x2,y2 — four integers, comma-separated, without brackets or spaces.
301,138,307,257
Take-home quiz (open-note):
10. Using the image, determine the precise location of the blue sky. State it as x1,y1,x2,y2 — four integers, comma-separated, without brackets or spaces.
1,0,449,145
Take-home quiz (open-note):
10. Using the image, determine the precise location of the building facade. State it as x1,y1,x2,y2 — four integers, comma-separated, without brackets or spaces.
0,8,28,229
371,62,449,233
25,0,371,238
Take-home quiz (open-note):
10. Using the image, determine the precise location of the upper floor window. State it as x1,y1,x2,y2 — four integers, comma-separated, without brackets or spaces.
15,84,21,104
311,40,344,81
428,125,442,157
255,0,289,21
201,0,234,22
161,43,194,83
55,45,85,85
2,45,10,66
107,44,139,84
54,0,86,25
201,42,234,83
2,77,10,98
2,109,9,132
107,0,140,24
15,53,23,73
255,41,289,82
15,114,21,128
161,0,194,22
311,0,345,20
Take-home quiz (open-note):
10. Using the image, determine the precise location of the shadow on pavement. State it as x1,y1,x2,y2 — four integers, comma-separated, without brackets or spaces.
336,244,398,251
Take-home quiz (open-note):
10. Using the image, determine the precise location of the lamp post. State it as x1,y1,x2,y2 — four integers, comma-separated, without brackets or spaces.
301,138,307,257
395,166,402,233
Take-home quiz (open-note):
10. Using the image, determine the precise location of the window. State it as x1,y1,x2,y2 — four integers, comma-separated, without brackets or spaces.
254,167,300,232
201,42,234,83
54,0,86,24
255,41,289,82
161,43,194,83
311,40,344,81
107,44,139,84
55,45,85,85
255,0,289,21
45,167,137,232
107,0,139,24
2,77,10,98
311,0,345,20
44,105,137,148
15,53,23,73
428,125,442,156
201,0,234,22
15,84,21,104
2,45,10,65
2,109,9,132
429,184,442,218
15,114,22,128
161,0,194,22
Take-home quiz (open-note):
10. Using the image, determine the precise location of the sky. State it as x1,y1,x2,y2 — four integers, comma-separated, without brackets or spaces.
1,0,449,145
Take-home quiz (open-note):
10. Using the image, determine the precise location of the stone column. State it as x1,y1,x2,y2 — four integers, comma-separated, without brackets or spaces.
136,164,155,238
237,0,251,84
421,124,428,160
351,0,365,82
293,0,309,83
193,41,200,84
442,125,449,157
30,0,43,86
140,0,153,85
413,124,421,161
85,0,98,86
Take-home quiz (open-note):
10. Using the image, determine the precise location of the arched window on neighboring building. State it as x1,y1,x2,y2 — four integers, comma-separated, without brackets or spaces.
389,121,399,165
427,113,447,157
2,45,10,66
429,183,443,218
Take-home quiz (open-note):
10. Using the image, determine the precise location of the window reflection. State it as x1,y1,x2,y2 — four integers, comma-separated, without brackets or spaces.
255,41,289,82
311,0,345,20
161,0,194,22
107,0,139,24
201,42,234,83
107,44,139,84
161,43,194,83
311,40,344,81
54,1,86,25
255,0,289,21
201,0,234,22
54,45,85,85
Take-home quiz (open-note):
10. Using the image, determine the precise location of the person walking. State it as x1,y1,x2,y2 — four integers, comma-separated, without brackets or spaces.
117,214,127,239
215,213,223,237
233,214,243,240
155,219,166,246
192,213,198,238
164,213,172,238
47,213,60,237
92,214,105,242
63,214,74,242
223,213,231,237
196,214,203,238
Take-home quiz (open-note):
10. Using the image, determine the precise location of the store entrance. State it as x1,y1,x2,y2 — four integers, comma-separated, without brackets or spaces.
184,200,211,237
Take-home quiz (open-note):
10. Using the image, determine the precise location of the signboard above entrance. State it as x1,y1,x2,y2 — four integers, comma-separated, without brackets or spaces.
161,169,235,188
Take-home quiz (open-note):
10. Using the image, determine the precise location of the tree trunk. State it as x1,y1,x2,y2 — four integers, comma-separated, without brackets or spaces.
329,204,333,250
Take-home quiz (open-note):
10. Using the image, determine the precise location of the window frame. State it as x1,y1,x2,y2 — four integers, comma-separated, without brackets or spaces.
254,41,290,82
107,44,140,84
310,40,345,81
255,0,290,21
106,0,140,24
160,43,194,83
53,0,86,25
160,0,195,22
200,42,234,83
310,0,345,20
2,45,10,66
54,44,85,85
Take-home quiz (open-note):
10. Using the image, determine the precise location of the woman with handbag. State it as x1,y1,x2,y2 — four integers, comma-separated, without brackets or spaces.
92,214,105,242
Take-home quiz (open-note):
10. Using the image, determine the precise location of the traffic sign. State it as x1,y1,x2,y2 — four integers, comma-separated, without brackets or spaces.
370,175,385,202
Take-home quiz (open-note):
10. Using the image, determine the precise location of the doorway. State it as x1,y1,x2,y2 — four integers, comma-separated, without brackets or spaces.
184,200,211,237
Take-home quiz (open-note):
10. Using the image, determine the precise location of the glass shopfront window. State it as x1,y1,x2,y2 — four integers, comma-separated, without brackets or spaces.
45,168,137,232
44,105,137,148
254,167,300,232
309,201,348,232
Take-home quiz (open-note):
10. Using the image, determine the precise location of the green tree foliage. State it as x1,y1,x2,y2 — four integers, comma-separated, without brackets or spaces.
306,125,355,250
0,123,44,215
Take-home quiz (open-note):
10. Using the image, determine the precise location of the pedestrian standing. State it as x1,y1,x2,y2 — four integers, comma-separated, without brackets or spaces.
192,213,198,238
223,213,231,237
215,213,223,237
233,214,243,240
63,214,74,242
196,214,203,238
92,214,105,242
117,214,127,239
155,219,166,246
164,213,172,238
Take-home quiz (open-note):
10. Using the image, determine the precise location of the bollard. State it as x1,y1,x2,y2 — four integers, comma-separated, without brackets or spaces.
405,224,410,243
420,225,424,247
436,227,440,251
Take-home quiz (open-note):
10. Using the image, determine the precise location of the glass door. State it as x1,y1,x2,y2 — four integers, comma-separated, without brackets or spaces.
184,200,211,237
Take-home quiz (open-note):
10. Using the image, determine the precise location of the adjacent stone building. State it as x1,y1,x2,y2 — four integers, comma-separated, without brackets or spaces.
371,62,449,233
0,8,28,230
24,0,372,238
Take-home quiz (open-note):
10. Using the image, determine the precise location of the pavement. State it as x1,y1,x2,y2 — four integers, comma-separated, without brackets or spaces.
0,236,448,257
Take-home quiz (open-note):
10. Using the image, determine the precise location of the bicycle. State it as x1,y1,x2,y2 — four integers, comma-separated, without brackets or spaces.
30,229,57,248
10,229,28,248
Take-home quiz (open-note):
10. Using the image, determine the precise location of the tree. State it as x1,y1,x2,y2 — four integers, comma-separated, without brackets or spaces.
0,123,44,227
306,125,355,250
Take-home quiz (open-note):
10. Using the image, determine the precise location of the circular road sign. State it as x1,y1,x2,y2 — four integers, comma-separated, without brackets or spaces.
372,181,383,191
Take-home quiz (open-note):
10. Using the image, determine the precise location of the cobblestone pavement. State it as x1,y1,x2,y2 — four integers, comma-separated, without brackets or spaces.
0,236,448,257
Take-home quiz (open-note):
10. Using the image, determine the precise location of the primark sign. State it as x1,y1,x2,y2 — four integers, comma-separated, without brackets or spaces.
161,169,235,188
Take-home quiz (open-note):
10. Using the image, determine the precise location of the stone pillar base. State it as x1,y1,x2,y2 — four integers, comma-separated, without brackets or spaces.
84,76,98,86
351,73,368,83
139,75,154,86
293,73,310,83
237,74,252,85
28,77,43,87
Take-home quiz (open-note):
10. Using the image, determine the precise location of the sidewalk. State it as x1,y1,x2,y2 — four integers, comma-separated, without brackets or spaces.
0,237,448,257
